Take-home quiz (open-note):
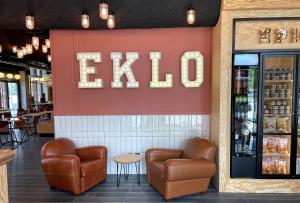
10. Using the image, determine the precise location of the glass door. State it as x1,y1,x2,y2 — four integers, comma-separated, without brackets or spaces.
0,81,8,109
7,82,19,116
261,54,295,176
231,54,259,178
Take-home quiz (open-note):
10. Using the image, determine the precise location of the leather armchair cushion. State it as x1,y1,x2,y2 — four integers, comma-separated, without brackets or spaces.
165,159,216,182
76,146,107,161
41,138,76,158
146,149,183,163
80,159,106,177
41,155,81,176
151,161,165,178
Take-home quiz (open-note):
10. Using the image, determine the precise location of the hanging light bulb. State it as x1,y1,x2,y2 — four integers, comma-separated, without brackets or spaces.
187,8,196,25
47,55,51,62
42,45,48,53
26,44,33,54
12,46,17,53
17,49,24,58
81,13,90,29
14,74,21,80
22,47,27,55
107,13,115,29
0,72,5,78
99,2,109,19
45,39,50,48
32,36,39,50
25,15,34,30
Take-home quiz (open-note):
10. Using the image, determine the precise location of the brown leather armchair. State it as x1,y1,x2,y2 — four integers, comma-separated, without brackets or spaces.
146,137,216,200
41,138,107,195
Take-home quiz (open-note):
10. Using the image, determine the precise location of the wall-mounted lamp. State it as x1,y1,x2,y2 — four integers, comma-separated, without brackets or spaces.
25,15,34,30
14,74,21,80
0,45,2,53
6,73,13,79
47,55,51,62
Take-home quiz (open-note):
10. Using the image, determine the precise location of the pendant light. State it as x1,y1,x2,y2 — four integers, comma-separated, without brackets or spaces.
12,46,17,53
22,47,27,55
0,72,5,78
81,13,90,29
107,12,115,29
26,44,33,54
25,15,34,30
187,8,196,25
42,45,48,53
32,36,39,50
17,49,24,58
99,2,109,19
47,55,51,62
45,39,50,48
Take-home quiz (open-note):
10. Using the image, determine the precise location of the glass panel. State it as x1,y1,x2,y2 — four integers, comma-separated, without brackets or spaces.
8,82,19,116
262,55,294,175
232,66,258,157
0,82,8,109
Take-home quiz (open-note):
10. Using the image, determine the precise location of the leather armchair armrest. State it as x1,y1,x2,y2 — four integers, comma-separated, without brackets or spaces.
76,146,107,161
165,159,216,182
145,148,183,163
41,155,81,176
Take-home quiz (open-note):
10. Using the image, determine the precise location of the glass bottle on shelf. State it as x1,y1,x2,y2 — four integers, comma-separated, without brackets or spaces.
233,66,258,156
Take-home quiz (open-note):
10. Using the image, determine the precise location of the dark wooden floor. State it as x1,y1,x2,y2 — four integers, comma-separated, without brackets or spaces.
4,136,300,203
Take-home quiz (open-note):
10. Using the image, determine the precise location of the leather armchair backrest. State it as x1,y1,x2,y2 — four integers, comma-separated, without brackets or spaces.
182,137,216,161
41,138,77,159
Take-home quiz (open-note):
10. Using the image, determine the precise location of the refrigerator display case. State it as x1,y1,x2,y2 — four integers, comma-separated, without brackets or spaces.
260,54,295,177
231,52,300,178
231,54,259,177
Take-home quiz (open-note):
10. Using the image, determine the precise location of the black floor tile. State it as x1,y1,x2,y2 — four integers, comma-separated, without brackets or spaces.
5,136,297,203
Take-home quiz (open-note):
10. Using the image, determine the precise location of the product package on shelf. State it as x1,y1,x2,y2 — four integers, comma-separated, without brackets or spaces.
263,136,289,154
262,156,289,175
263,116,290,133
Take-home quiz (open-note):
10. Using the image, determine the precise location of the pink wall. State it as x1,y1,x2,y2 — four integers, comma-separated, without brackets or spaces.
50,28,212,115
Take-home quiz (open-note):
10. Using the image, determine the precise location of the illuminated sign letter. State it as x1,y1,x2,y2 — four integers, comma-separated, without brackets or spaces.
181,51,204,88
149,52,173,88
111,52,139,88
77,52,103,88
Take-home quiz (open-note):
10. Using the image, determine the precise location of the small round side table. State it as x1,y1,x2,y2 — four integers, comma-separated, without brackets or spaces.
113,153,142,187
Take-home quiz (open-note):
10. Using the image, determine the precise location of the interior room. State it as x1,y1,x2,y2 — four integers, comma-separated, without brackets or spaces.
1,0,300,203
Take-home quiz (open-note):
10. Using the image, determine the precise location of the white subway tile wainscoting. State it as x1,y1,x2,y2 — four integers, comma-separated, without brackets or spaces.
54,115,209,174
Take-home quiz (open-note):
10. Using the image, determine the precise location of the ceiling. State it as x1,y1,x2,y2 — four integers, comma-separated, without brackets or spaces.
0,0,221,68
0,0,221,29
0,30,49,65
